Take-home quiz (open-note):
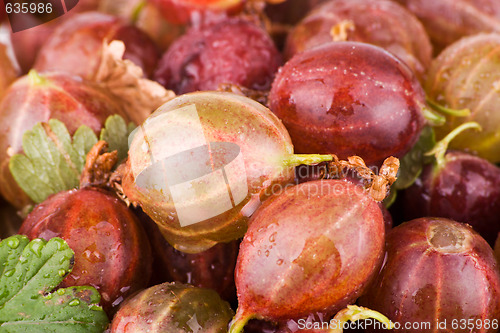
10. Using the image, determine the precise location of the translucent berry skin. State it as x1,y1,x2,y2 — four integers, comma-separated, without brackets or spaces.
19,188,152,314
425,33,500,163
269,42,426,167
34,12,160,79
234,180,385,321
0,72,127,209
394,0,500,52
361,217,500,333
123,91,295,253
154,18,281,94
111,282,234,333
285,0,432,81
402,151,500,245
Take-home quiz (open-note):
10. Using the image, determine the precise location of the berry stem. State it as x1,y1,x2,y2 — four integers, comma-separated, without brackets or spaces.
425,122,482,169
130,0,146,24
28,69,49,87
228,311,255,333
283,154,333,168
328,156,399,202
422,106,446,126
426,97,471,117
328,305,394,333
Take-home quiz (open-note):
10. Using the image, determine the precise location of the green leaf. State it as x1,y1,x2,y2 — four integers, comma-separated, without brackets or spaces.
99,115,136,162
0,235,109,332
9,120,98,204
393,126,436,191
73,126,99,171
9,115,133,205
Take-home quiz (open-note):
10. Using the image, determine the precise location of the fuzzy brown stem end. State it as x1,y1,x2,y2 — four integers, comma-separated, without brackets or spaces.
80,141,118,189
325,155,400,202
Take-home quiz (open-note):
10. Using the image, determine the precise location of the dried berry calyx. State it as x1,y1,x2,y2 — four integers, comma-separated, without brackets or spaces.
93,40,175,124
9,115,133,205
0,235,109,332
321,155,400,202
80,141,118,189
